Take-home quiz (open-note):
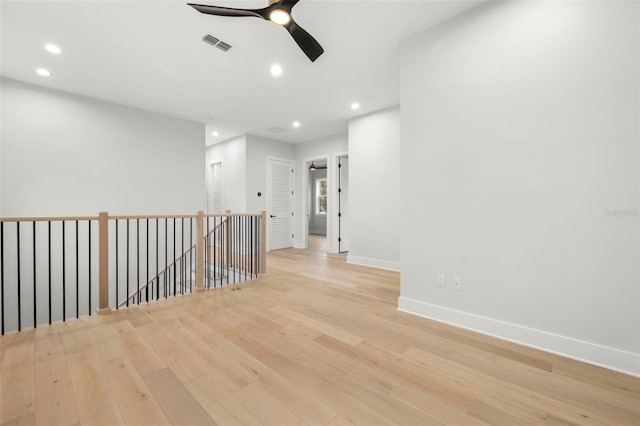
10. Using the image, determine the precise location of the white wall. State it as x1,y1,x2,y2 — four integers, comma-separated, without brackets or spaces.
245,134,295,214
293,132,348,251
1,78,205,216
206,135,247,213
348,107,401,270
399,1,639,376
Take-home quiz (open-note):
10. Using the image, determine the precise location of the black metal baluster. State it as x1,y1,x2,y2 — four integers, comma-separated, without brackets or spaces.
189,218,193,293
233,217,237,284
48,221,52,324
222,217,226,287
88,220,92,316
248,217,252,278
251,216,255,278
126,219,130,308
242,216,246,277
180,217,185,294
156,219,159,301
216,217,219,286
75,221,79,318
115,220,119,310
205,216,209,289
33,222,37,328
173,218,176,297
1,222,4,335
164,218,168,299
136,219,140,305
17,222,22,331
146,218,149,303
62,221,66,321
256,217,260,276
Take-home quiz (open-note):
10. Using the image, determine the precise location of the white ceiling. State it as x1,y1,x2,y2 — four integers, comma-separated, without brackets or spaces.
1,0,483,145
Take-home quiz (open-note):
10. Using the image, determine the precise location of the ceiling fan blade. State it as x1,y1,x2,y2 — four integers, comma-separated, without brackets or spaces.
280,0,301,10
187,3,268,19
285,19,324,62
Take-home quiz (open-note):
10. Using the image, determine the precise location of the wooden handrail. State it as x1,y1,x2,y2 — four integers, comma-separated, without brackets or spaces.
0,216,99,222
0,213,260,222
109,214,198,220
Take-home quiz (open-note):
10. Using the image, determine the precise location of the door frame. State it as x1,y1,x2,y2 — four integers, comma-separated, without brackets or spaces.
331,151,348,254
266,156,295,252
301,155,329,250
336,153,349,253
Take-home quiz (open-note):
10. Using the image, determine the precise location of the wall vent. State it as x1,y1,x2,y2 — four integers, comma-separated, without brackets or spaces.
202,34,232,52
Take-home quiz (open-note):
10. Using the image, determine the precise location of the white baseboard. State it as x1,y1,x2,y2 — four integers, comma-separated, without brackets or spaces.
347,255,400,272
293,242,305,249
397,296,640,378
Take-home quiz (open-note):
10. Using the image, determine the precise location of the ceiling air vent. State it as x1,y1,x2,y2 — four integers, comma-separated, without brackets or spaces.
202,34,232,52
216,41,232,52
266,126,288,134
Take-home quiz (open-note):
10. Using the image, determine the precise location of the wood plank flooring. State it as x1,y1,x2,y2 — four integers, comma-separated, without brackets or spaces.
1,236,639,425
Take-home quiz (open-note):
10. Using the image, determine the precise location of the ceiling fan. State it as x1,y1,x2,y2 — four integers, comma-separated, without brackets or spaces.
187,0,324,62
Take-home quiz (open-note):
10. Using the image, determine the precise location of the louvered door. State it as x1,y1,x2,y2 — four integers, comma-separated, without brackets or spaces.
268,158,294,250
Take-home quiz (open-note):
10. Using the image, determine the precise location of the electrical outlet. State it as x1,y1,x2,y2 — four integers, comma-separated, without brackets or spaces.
436,274,445,288
453,277,461,291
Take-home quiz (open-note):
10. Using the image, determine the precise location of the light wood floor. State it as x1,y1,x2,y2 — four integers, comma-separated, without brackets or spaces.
1,237,639,425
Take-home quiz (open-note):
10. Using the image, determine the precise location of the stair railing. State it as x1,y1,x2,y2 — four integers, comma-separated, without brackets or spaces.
0,210,266,335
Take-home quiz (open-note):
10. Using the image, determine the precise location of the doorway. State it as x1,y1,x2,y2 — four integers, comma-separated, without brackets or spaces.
207,161,223,214
303,157,329,252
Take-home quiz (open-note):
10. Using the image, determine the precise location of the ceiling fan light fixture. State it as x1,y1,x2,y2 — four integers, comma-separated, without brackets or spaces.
269,9,291,25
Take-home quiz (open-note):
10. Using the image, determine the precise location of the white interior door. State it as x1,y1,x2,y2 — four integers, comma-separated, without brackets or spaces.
268,158,294,251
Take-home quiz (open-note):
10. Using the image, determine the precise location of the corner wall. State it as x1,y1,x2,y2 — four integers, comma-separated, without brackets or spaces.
399,1,639,375
348,107,401,270
1,78,205,216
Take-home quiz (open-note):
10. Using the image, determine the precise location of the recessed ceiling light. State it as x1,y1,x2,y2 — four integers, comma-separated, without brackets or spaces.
212,131,219,137
351,102,360,110
270,64,283,77
45,44,62,54
36,68,51,77
293,121,300,128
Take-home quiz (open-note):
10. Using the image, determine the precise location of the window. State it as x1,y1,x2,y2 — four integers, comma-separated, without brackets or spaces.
316,178,327,215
